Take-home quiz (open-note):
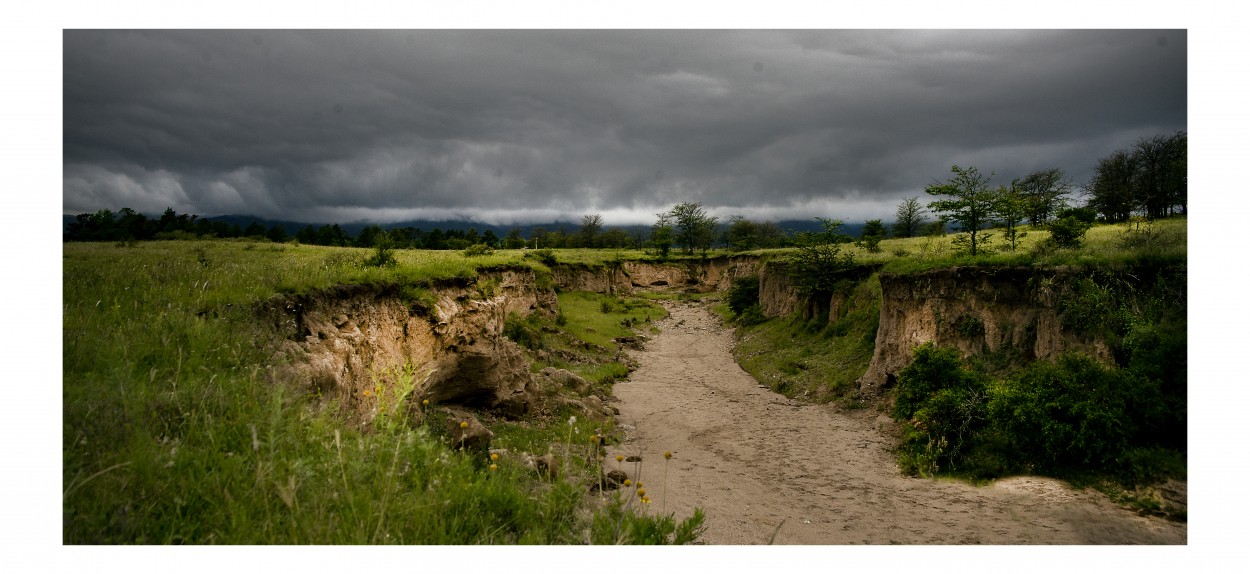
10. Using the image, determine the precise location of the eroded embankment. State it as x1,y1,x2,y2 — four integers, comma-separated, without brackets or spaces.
262,267,559,422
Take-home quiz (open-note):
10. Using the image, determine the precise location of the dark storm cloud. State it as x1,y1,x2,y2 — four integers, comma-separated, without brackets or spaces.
63,29,1186,224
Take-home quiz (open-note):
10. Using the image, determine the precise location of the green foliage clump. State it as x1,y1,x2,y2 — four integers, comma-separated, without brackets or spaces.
590,500,706,544
891,340,1185,485
1045,216,1093,249
462,243,495,257
988,355,1168,473
363,235,398,267
726,276,760,316
503,312,546,350
785,218,855,294
525,248,558,266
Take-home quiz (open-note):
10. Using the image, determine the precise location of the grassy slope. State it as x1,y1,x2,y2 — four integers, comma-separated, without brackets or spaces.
723,276,881,405
62,240,690,544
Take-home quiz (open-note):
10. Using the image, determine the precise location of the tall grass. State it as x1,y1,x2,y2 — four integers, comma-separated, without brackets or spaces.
62,240,690,544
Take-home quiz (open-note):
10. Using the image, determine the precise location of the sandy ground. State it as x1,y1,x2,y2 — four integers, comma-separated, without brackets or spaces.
604,300,1186,545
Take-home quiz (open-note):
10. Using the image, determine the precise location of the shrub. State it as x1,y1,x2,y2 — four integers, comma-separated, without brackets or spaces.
785,218,855,294
727,276,760,316
503,313,544,350
525,248,557,266
987,354,1162,473
1047,216,1093,249
364,235,398,267
892,343,982,421
892,344,988,473
463,243,495,257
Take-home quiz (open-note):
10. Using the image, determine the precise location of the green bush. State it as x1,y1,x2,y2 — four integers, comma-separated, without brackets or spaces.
503,313,544,350
462,243,495,257
525,248,557,266
727,276,760,315
892,344,988,473
892,343,983,421
988,354,1164,473
1047,216,1093,249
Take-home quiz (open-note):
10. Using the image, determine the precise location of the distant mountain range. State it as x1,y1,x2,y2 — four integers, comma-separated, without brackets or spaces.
62,212,869,240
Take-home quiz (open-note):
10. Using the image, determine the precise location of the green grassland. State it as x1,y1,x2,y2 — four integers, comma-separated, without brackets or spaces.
63,240,697,544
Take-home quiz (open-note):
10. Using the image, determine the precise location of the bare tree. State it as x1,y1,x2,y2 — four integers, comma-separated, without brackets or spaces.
892,196,927,238
579,213,603,248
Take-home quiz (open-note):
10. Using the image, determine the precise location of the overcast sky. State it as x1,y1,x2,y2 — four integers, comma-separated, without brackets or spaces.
62,29,1186,226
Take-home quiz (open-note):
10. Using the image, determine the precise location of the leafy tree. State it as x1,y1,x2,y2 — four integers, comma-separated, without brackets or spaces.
243,221,267,239
1133,132,1187,219
600,228,631,249
651,213,674,258
266,224,289,244
1086,149,1138,223
858,219,887,253
579,213,603,248
1016,168,1072,226
296,225,318,244
991,183,1028,252
892,197,927,238
669,202,717,255
504,227,525,249
785,217,855,294
726,215,759,252
481,229,499,248
925,165,997,256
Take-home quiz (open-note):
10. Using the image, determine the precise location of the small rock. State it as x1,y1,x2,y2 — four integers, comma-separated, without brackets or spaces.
626,455,642,463
440,407,494,452
597,469,629,491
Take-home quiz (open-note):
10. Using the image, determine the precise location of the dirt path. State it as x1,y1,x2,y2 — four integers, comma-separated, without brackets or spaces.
604,300,1186,544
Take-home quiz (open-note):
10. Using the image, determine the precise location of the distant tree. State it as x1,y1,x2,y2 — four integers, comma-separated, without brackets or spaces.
424,228,446,250
858,219,887,253
991,183,1029,252
266,224,289,244
1133,132,1187,218
726,216,759,251
1086,150,1137,223
243,221,267,239
296,225,318,245
481,229,499,248
601,228,631,249
756,221,786,248
1016,168,1072,226
651,212,675,258
669,202,717,255
504,227,525,249
892,197,927,238
355,224,383,248
786,218,855,294
579,213,604,248
925,165,997,256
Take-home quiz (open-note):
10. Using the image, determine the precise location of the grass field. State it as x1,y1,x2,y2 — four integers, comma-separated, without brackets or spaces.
63,240,698,544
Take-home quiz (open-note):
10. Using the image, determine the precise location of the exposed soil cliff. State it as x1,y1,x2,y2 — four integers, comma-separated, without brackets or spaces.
548,256,763,295
858,266,1113,396
264,267,557,422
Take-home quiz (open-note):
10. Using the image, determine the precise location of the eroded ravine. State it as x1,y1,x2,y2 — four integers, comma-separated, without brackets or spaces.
604,300,1186,545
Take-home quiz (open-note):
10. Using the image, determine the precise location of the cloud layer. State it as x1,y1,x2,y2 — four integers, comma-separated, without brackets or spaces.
63,30,1186,225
